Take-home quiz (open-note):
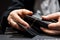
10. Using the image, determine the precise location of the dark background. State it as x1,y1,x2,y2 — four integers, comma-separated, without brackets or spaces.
0,0,60,21
0,0,11,21
0,0,60,40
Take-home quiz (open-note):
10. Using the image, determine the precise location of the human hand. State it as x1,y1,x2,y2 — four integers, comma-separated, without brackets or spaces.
7,9,33,31
40,12,60,35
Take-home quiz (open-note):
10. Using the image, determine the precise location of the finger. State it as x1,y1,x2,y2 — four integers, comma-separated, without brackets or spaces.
22,9,33,15
11,12,30,28
40,27,60,35
42,13,60,20
18,9,33,17
48,22,60,30
8,17,24,31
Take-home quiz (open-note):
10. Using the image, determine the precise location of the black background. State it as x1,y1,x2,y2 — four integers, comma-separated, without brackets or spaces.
0,0,11,21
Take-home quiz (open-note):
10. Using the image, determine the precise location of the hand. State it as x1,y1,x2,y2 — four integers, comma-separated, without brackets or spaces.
7,9,33,31
40,12,60,35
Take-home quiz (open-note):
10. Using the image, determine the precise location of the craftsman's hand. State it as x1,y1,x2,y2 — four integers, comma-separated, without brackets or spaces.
7,9,33,31
40,12,60,35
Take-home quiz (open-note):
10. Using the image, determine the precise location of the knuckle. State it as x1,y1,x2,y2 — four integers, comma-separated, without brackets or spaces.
21,9,27,12
22,9,26,10
10,12,14,16
7,16,11,21
9,10,18,16
7,17,9,21
13,23,17,26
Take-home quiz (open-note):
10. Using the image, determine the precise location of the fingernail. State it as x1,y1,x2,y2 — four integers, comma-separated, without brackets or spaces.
24,24,30,29
42,16,48,18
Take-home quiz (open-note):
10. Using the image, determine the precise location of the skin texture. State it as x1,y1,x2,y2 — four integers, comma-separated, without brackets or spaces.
7,9,33,31
7,9,60,35
41,12,60,35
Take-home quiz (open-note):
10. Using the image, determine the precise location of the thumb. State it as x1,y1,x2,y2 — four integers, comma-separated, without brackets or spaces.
42,13,59,20
48,22,60,30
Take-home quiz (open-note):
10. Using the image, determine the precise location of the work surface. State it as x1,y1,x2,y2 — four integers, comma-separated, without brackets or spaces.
0,33,60,40
0,27,60,40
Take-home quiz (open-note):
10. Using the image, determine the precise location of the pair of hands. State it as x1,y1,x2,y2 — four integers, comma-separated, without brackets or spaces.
7,9,60,35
